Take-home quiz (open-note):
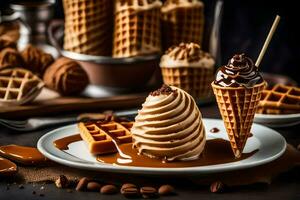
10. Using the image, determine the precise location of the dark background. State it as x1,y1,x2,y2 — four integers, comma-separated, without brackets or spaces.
1,0,298,84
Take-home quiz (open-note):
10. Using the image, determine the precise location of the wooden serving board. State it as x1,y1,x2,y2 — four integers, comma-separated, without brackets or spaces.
0,88,147,118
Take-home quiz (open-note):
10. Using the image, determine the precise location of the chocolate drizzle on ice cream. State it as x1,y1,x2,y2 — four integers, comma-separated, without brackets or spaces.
214,54,263,88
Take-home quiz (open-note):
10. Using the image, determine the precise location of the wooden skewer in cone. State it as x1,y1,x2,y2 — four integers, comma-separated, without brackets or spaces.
255,15,281,67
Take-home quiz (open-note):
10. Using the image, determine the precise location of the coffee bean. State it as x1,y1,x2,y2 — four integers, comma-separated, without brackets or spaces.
140,186,157,198
121,183,139,197
297,144,300,151
210,181,226,193
100,185,118,194
76,177,89,191
19,185,24,189
87,182,101,191
158,185,175,196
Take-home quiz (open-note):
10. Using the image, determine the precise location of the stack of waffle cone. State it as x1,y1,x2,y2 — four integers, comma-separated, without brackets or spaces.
63,0,113,56
161,0,204,50
211,82,266,158
113,0,162,58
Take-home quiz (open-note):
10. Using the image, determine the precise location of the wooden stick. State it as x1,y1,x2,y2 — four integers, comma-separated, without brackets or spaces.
255,15,281,67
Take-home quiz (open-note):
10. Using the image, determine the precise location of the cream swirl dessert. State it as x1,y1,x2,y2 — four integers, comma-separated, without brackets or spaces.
131,85,206,162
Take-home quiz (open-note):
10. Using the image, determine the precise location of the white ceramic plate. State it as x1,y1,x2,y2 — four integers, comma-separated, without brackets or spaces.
254,113,300,128
37,118,286,175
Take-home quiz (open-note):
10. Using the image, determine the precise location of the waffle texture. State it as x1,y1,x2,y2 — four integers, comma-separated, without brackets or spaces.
63,0,113,56
257,84,300,114
0,67,44,105
113,0,162,58
161,0,204,50
211,82,266,158
161,67,213,99
78,121,133,155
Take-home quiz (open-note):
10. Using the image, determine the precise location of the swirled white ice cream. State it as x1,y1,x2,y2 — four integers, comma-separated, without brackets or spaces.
131,85,206,161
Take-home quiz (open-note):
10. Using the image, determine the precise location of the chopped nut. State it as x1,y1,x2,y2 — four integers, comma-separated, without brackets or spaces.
55,175,69,188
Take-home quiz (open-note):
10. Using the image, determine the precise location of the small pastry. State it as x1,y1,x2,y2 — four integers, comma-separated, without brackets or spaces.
43,57,89,96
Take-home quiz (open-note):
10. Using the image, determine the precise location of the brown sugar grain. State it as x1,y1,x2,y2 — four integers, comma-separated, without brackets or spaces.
76,177,89,191
87,182,101,191
158,184,175,195
100,184,118,194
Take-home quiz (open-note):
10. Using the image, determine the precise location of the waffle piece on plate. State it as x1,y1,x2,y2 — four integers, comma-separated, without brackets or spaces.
113,0,162,58
78,121,133,155
63,0,113,56
161,0,204,50
0,67,44,105
256,84,300,114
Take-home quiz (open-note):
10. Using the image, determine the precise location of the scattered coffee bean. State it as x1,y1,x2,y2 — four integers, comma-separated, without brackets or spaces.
19,185,24,189
32,191,36,195
158,185,175,196
39,193,45,197
55,175,69,188
100,184,118,194
87,182,101,191
210,181,226,193
140,186,157,198
76,177,89,191
121,183,139,197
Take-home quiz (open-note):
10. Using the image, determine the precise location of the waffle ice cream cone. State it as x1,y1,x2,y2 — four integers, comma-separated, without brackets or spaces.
211,82,265,158
63,0,113,56
113,0,162,58
160,43,215,100
161,0,204,50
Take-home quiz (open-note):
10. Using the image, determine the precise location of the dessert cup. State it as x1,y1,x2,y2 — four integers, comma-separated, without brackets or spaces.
160,43,215,100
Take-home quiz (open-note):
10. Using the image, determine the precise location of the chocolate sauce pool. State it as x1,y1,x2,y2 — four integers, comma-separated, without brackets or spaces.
53,134,257,168
0,156,17,176
0,145,48,165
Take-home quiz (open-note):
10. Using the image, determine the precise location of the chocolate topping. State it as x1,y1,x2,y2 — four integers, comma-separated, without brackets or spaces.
150,84,177,96
214,53,263,88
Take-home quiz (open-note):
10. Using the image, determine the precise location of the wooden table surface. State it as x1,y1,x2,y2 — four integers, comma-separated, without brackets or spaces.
0,104,299,200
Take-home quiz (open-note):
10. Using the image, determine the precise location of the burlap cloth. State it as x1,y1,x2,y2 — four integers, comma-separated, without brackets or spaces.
7,144,299,187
